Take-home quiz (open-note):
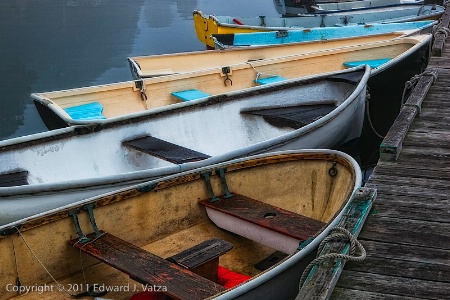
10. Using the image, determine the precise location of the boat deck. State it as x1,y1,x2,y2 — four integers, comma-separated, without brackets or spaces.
329,11,450,299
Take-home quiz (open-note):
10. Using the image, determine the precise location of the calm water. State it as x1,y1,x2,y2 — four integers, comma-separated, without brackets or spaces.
0,0,278,141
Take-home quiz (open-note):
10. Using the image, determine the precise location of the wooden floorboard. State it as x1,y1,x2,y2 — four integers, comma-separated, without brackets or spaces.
330,17,450,299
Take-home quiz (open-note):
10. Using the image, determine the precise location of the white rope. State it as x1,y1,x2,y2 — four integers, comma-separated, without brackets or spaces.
15,227,75,296
246,61,279,82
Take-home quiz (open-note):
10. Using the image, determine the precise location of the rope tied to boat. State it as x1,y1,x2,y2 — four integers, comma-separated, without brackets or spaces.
298,226,366,290
246,61,279,83
12,226,76,297
401,69,438,113
365,88,384,139
435,26,450,39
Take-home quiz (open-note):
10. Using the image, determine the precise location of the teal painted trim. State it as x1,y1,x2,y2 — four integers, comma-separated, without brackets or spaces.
171,89,210,101
343,58,391,69
64,102,106,120
230,21,434,46
255,76,286,85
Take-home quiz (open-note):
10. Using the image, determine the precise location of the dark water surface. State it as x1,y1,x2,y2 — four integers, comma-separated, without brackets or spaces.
0,0,278,141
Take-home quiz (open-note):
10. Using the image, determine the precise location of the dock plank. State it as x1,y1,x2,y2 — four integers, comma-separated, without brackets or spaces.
335,270,450,300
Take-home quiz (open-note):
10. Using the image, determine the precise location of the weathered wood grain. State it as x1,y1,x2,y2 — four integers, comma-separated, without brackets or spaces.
359,217,450,249
332,287,424,300
335,270,450,300
69,232,225,300
296,188,376,300
199,193,326,242
379,68,438,161
431,8,450,56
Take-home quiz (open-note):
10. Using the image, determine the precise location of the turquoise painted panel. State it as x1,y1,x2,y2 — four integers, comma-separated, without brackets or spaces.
230,21,434,46
171,89,210,101
64,102,106,120
255,76,286,85
343,58,391,68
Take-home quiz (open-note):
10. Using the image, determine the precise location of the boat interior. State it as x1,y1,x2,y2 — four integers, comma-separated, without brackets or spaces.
0,152,356,300
32,35,425,128
2,74,362,187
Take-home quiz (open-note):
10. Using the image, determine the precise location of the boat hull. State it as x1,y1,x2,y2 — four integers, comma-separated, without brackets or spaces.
0,149,362,300
1,66,370,225
193,6,443,48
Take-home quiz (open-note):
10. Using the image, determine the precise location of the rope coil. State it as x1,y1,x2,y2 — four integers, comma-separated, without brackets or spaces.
298,227,366,290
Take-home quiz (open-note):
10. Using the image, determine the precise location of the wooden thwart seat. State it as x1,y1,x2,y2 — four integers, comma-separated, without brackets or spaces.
241,103,336,129
167,238,233,282
68,233,227,300
199,193,326,242
171,89,210,101
0,169,28,187
123,135,211,164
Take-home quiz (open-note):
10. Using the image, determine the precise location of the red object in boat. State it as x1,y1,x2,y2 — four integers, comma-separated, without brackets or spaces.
232,18,244,25
129,266,251,299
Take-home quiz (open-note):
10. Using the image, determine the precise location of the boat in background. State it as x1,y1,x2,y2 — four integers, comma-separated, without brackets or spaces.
211,20,435,48
128,28,420,80
273,0,424,15
0,149,366,300
193,5,443,48
1,66,370,226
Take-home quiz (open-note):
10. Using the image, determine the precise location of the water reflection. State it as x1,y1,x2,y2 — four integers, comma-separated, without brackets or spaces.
0,0,279,141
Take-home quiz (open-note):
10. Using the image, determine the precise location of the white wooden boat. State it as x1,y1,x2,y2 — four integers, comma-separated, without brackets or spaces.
0,66,370,226
0,149,372,300
193,5,443,48
273,0,424,15
211,20,435,48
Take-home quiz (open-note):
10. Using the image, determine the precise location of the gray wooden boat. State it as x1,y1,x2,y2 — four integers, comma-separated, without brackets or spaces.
273,0,424,15
0,66,370,226
0,149,364,300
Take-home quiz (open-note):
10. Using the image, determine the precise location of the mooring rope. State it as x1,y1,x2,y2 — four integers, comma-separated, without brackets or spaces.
297,227,366,293
401,69,438,108
435,26,450,39
365,90,385,139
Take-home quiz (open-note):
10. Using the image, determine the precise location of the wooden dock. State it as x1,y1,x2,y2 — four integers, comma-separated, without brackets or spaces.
327,8,450,300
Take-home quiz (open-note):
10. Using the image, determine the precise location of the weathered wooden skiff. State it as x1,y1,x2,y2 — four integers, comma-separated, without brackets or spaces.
0,66,370,226
0,149,366,300
193,5,443,48
33,34,429,131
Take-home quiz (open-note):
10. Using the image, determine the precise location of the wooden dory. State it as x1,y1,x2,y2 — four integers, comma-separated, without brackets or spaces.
193,6,443,48
0,66,370,226
211,20,435,48
35,34,430,132
128,29,421,80
0,149,366,300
